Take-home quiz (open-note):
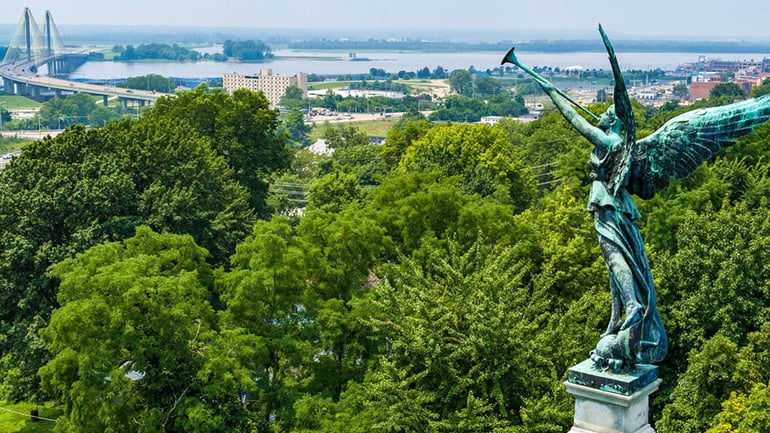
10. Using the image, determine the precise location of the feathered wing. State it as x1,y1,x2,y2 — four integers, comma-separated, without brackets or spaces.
628,94,770,199
599,24,635,195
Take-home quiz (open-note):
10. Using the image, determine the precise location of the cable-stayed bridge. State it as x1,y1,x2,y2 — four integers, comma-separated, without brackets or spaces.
1,8,168,106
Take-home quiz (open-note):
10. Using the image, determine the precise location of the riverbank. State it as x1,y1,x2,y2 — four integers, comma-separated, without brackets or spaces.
71,49,770,80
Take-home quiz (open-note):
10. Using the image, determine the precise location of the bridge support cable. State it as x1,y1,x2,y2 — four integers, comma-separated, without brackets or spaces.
3,8,64,64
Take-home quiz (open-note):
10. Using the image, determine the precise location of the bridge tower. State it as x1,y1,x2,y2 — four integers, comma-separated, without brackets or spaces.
2,8,64,64
44,11,65,56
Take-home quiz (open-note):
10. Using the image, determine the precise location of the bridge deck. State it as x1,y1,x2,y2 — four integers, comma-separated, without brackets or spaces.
1,54,170,102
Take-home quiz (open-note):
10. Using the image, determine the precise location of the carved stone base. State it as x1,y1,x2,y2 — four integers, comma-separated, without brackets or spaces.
565,360,661,433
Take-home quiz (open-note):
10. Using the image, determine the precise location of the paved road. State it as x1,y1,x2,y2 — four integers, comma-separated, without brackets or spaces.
1,129,63,140
1,56,169,102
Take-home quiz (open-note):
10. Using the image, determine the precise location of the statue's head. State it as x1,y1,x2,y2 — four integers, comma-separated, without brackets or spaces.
598,105,619,132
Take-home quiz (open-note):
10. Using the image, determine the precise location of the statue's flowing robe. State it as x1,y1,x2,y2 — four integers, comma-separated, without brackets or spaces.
588,143,668,364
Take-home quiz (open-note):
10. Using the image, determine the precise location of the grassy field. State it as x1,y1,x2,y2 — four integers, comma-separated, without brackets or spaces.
399,79,450,97
309,117,400,141
0,136,32,154
309,79,450,98
0,96,41,109
308,81,350,91
0,401,61,432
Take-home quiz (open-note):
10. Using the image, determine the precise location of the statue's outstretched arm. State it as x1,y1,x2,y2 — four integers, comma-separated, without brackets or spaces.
502,48,610,151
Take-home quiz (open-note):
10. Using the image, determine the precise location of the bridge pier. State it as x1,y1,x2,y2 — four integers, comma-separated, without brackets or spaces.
121,99,128,110
2,78,14,94
103,95,109,106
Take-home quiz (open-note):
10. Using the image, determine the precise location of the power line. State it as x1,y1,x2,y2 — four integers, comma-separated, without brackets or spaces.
538,178,564,186
0,405,58,422
530,162,558,169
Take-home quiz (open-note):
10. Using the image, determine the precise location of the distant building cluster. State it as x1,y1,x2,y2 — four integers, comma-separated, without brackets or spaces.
685,56,770,101
223,69,308,107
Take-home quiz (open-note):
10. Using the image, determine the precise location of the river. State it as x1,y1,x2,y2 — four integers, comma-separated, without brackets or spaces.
69,49,770,80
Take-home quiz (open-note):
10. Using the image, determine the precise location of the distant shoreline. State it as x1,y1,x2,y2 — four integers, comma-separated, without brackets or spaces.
287,40,770,55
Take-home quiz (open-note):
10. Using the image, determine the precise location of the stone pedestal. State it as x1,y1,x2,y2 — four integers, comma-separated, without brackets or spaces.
564,359,661,433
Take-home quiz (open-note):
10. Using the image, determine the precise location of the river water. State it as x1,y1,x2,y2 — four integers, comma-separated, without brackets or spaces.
70,49,770,79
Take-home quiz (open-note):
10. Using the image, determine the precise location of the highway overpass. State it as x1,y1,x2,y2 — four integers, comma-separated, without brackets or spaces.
1,54,170,107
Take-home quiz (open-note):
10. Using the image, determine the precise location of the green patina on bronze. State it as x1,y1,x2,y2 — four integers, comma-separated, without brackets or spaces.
568,359,658,396
502,25,770,372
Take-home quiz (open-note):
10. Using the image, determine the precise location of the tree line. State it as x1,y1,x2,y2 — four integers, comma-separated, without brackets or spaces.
113,43,203,61
288,38,770,54
1,83,770,432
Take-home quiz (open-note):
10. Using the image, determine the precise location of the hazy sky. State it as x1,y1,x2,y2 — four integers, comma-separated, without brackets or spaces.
3,0,770,39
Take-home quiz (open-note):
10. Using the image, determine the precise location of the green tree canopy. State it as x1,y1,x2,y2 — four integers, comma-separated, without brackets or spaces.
0,90,265,399
710,82,746,100
151,86,292,217
222,39,273,61
448,69,473,96
40,227,253,433
399,123,536,210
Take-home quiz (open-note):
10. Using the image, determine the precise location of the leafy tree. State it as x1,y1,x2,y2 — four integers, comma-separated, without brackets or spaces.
654,204,770,366
750,77,770,98
596,88,608,102
222,39,272,61
282,85,306,101
314,221,605,432
89,104,122,127
321,124,369,150
448,69,473,96
428,94,487,122
487,93,528,117
705,323,770,433
517,81,544,96
707,384,770,433
331,143,385,186
308,172,362,213
117,43,201,61
657,335,744,433
0,112,254,399
118,74,176,92
399,123,536,210
295,209,388,402
151,86,292,217
38,93,102,129
39,227,252,433
432,66,448,79
380,118,431,169
279,85,307,111
672,83,690,100
473,76,503,96
710,82,746,100
281,108,312,147
216,217,311,429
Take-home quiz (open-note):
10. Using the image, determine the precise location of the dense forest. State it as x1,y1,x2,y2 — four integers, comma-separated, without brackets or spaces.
2,82,770,432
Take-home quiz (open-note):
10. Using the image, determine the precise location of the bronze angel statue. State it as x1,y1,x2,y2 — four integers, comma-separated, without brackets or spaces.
502,25,770,371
